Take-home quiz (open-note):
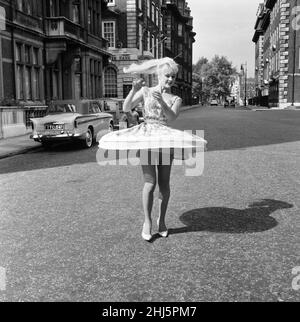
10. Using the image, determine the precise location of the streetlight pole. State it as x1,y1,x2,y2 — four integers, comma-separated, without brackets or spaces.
244,62,247,106
240,62,247,106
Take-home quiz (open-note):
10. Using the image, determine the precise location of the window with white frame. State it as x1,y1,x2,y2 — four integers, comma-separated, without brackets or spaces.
102,21,116,48
107,0,115,6
104,67,117,98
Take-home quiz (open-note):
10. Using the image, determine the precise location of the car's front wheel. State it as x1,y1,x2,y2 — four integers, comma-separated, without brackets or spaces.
83,128,93,148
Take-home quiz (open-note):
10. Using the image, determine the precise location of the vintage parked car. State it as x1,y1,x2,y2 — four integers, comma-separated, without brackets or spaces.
30,100,114,149
98,98,143,129
210,99,218,106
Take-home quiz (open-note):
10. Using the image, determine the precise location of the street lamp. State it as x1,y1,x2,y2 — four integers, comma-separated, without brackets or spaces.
240,62,247,106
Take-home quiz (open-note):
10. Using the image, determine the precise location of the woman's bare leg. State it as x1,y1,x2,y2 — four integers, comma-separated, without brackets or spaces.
141,165,156,235
157,163,172,232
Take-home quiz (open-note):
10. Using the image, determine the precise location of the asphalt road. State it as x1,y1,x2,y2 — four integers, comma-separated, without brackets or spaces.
0,106,300,302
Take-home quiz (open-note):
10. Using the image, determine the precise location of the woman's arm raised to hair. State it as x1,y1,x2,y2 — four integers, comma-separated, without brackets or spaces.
123,79,145,112
123,88,143,112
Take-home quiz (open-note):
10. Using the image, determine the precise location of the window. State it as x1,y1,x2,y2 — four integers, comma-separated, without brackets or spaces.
50,0,58,17
147,31,151,51
52,62,59,100
160,14,163,30
147,0,151,17
151,34,155,54
74,58,82,99
17,0,42,16
16,43,41,101
104,67,117,98
107,0,115,6
123,84,132,99
90,59,102,98
139,24,143,51
72,2,80,24
102,21,115,48
138,0,142,10
88,0,101,36
17,0,23,11
178,24,183,37
151,3,155,22
0,6,5,31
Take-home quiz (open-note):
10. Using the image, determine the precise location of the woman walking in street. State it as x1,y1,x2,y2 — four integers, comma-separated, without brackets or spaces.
99,57,207,242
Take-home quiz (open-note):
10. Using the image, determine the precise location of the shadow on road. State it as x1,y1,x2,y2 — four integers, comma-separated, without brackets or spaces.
168,199,293,235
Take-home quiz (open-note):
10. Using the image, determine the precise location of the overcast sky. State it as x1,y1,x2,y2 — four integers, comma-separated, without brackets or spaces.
188,0,262,77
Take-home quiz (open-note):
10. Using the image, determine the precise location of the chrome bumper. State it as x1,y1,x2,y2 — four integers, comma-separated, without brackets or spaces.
31,132,82,140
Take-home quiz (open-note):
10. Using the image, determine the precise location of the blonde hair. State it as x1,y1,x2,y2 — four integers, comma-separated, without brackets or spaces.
123,57,178,75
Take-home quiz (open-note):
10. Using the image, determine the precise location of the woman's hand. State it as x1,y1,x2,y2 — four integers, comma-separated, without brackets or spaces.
152,91,164,104
132,78,145,92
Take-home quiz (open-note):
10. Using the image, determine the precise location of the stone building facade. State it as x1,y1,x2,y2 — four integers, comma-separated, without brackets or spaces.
252,0,300,108
253,3,265,101
102,0,195,105
102,0,164,101
0,0,111,139
162,0,195,105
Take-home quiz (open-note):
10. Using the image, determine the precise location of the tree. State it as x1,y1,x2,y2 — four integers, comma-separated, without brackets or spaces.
193,55,236,104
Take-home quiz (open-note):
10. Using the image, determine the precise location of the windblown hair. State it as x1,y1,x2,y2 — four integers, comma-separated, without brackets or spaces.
123,57,178,75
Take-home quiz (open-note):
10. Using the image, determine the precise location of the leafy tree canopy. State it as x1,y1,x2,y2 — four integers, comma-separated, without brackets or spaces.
193,55,237,104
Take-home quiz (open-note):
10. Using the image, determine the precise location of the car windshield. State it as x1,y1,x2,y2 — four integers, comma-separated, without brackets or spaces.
48,104,76,114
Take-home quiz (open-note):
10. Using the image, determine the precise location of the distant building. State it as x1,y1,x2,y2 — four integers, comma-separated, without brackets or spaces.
230,75,241,105
162,0,195,105
102,0,164,100
0,0,111,139
252,0,300,108
253,3,265,104
102,0,196,105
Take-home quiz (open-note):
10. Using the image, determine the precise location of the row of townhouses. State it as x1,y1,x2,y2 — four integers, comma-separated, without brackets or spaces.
252,0,300,108
0,0,195,139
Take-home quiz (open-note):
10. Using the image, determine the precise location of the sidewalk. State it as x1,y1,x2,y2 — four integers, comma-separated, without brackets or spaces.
0,134,41,160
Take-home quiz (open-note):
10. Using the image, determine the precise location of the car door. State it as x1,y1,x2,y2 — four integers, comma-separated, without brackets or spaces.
90,102,108,133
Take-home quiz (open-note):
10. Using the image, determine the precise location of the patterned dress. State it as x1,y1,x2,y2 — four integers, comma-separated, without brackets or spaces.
98,87,207,156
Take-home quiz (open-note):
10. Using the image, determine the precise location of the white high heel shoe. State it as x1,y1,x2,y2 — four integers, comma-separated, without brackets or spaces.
157,218,169,238
141,223,152,242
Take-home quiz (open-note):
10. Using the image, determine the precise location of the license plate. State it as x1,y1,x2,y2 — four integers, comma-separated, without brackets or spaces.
45,124,64,130
43,130,62,136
